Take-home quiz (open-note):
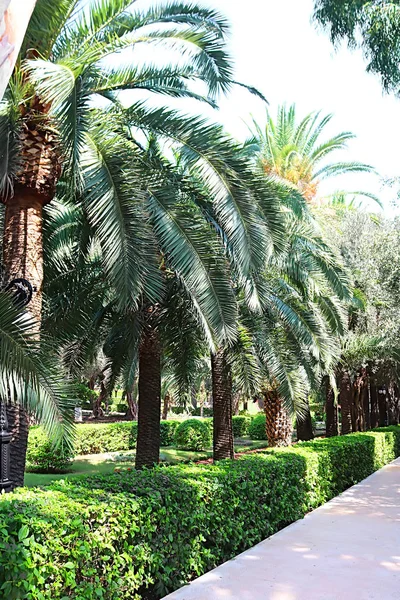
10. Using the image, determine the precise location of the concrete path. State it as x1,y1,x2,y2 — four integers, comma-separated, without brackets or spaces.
163,458,400,600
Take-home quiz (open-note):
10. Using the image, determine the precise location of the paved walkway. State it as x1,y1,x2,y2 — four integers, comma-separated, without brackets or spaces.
163,458,400,600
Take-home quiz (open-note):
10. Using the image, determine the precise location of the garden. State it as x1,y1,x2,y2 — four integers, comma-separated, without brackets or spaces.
2,0,400,598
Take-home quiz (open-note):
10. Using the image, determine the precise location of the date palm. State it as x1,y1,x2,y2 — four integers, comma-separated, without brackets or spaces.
245,104,373,204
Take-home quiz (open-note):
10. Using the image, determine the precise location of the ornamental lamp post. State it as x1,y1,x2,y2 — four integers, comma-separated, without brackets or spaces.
0,276,34,493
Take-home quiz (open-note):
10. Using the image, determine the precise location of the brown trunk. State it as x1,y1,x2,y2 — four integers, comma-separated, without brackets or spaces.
125,391,138,420
339,371,353,435
325,377,338,437
264,389,293,447
296,400,314,441
135,326,161,469
370,378,379,429
162,392,170,421
211,349,234,461
388,383,399,426
378,388,387,426
361,375,370,431
93,381,105,419
7,404,29,489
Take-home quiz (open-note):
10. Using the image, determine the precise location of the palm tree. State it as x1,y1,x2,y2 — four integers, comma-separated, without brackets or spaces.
245,104,373,204
0,0,266,473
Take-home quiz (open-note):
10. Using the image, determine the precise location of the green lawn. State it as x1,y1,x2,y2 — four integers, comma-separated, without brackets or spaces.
25,438,268,488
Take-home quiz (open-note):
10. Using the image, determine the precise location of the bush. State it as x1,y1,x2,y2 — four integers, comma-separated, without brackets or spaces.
76,383,99,410
26,428,74,473
160,421,180,446
248,413,267,440
232,415,251,437
192,407,213,417
74,422,138,455
2,427,400,599
174,418,211,450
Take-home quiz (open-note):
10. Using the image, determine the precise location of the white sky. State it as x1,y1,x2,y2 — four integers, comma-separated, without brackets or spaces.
208,0,400,213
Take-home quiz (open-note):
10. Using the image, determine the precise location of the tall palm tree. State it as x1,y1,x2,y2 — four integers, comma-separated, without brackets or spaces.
245,104,373,204
0,0,269,474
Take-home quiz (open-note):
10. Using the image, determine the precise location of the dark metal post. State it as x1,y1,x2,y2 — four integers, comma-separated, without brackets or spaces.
0,401,13,493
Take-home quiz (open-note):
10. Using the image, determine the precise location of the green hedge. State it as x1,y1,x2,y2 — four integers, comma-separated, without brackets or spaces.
248,413,267,440
232,415,251,437
2,427,400,599
27,421,184,471
174,419,211,450
26,428,74,473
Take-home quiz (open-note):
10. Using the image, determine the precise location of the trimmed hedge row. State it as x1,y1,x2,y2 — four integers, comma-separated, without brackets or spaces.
3,427,400,599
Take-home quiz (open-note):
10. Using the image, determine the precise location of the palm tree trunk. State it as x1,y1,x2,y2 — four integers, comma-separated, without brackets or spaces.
135,326,161,469
361,375,370,431
378,387,387,426
162,393,170,421
296,400,314,441
264,389,293,447
370,378,379,429
125,390,138,420
7,404,29,489
2,191,46,488
211,349,234,461
325,377,338,437
339,370,353,435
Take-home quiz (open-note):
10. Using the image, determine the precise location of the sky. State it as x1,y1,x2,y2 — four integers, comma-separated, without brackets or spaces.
205,0,400,213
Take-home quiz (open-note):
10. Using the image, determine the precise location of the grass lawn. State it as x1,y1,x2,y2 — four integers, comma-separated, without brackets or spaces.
25,438,268,488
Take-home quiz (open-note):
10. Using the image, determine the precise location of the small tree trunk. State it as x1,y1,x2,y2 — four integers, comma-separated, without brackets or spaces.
125,390,138,421
264,389,293,447
296,400,314,441
93,381,106,419
325,377,338,437
340,370,353,435
7,404,29,489
361,375,370,431
135,326,161,469
378,388,387,427
211,349,234,461
370,378,379,429
162,393,170,421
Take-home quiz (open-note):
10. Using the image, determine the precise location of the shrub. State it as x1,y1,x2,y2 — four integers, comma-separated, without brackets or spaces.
248,413,267,440
26,428,74,473
2,427,400,599
76,383,99,410
192,407,213,417
174,418,211,450
232,415,251,437
160,421,180,446
74,422,138,455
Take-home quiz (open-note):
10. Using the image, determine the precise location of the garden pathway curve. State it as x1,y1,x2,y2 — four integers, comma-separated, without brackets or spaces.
163,458,400,600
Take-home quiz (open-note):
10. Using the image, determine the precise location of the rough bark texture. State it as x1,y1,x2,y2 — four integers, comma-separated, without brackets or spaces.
125,391,138,421
7,404,29,489
339,371,353,435
296,401,314,441
370,378,379,429
162,393,170,421
211,349,234,461
325,378,338,437
3,192,45,322
378,388,387,427
361,375,370,431
264,389,293,447
135,327,161,470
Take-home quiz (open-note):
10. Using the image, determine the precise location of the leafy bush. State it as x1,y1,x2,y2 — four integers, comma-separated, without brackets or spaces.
26,428,74,473
74,422,138,455
248,414,267,440
192,407,213,417
232,415,251,437
2,427,400,599
76,383,99,410
160,421,180,446
174,418,211,450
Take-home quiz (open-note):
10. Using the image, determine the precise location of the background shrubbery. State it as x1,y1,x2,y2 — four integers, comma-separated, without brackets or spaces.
248,414,267,440
174,418,211,450
4,427,400,599
26,428,74,473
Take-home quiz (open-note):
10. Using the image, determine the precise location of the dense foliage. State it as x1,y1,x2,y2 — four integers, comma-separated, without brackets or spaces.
1,427,399,599
26,428,74,473
174,418,211,451
232,415,251,437
248,414,267,440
